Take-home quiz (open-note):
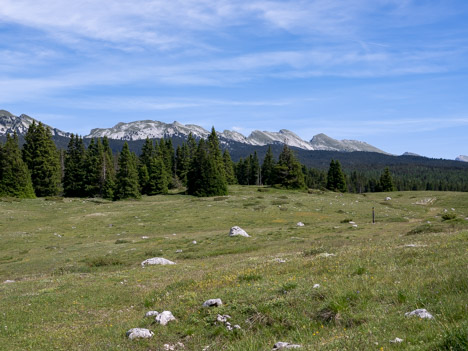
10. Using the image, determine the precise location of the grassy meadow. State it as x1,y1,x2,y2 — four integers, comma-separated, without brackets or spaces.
0,186,467,350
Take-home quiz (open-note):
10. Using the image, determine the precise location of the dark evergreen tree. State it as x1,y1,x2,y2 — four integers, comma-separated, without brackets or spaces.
83,138,105,197
0,133,35,198
147,155,168,195
114,142,141,200
261,146,276,185
63,134,86,197
175,144,190,186
187,137,228,197
274,145,306,189
249,152,261,185
22,122,61,196
235,158,249,185
326,160,347,192
379,167,395,192
223,149,237,185
101,137,116,199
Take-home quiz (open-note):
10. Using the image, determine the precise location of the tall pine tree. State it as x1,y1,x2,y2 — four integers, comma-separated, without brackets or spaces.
63,134,86,197
114,142,141,200
274,145,306,189
379,167,395,192
261,146,276,185
22,122,61,196
0,133,35,198
326,159,347,192
223,149,237,185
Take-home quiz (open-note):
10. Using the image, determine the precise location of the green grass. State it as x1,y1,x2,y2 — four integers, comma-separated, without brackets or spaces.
0,187,467,350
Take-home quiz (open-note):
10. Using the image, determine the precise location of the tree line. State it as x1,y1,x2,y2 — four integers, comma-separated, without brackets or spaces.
0,122,466,199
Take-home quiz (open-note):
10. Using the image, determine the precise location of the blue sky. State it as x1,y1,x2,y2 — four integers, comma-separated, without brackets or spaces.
1,0,467,159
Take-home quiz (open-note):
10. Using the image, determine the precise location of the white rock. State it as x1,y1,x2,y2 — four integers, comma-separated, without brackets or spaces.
192,240,197,244
349,221,355,224
3,280,15,284
273,342,302,349
405,309,434,319
163,342,185,350
217,314,231,323
141,236,149,239
296,222,305,227
141,257,176,267
126,328,154,340
176,249,183,253
352,224,358,228
318,253,336,258
203,298,223,307
145,311,159,317
234,324,241,329
275,258,286,263
156,311,176,325
385,197,392,201
229,226,250,237
313,284,320,289
390,337,404,343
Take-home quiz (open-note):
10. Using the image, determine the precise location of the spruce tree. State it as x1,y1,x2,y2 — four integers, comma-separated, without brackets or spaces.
83,138,105,197
63,134,86,197
22,122,61,196
274,145,306,189
0,134,35,198
223,149,237,185
379,167,395,192
261,146,276,185
147,155,168,195
175,144,190,186
249,152,261,185
326,159,347,192
114,142,141,200
101,137,116,199
187,137,227,197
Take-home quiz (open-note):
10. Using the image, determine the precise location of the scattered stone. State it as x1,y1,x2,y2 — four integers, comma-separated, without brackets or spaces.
163,342,185,350
203,298,223,307
318,253,336,258
296,222,305,227
451,208,455,211
3,280,15,284
141,236,149,239
275,258,286,263
192,240,197,244
229,226,250,237
405,309,434,319
155,311,176,325
313,284,320,289
385,197,392,201
145,311,159,317
390,337,404,343
273,341,302,349
349,221,355,224
404,244,427,248
234,324,241,329
352,224,358,228
176,249,183,253
217,314,231,323
141,257,176,267
126,328,154,340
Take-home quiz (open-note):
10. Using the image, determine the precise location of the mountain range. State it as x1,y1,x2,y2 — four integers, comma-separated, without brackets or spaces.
1,110,466,163
1,109,386,154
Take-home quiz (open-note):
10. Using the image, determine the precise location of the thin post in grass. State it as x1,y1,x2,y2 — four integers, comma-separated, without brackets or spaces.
372,207,375,224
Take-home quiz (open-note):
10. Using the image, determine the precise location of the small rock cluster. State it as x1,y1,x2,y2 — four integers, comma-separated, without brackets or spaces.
405,308,434,319
141,257,176,267
216,314,241,331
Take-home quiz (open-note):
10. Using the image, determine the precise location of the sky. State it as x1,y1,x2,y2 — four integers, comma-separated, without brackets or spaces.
1,0,467,159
